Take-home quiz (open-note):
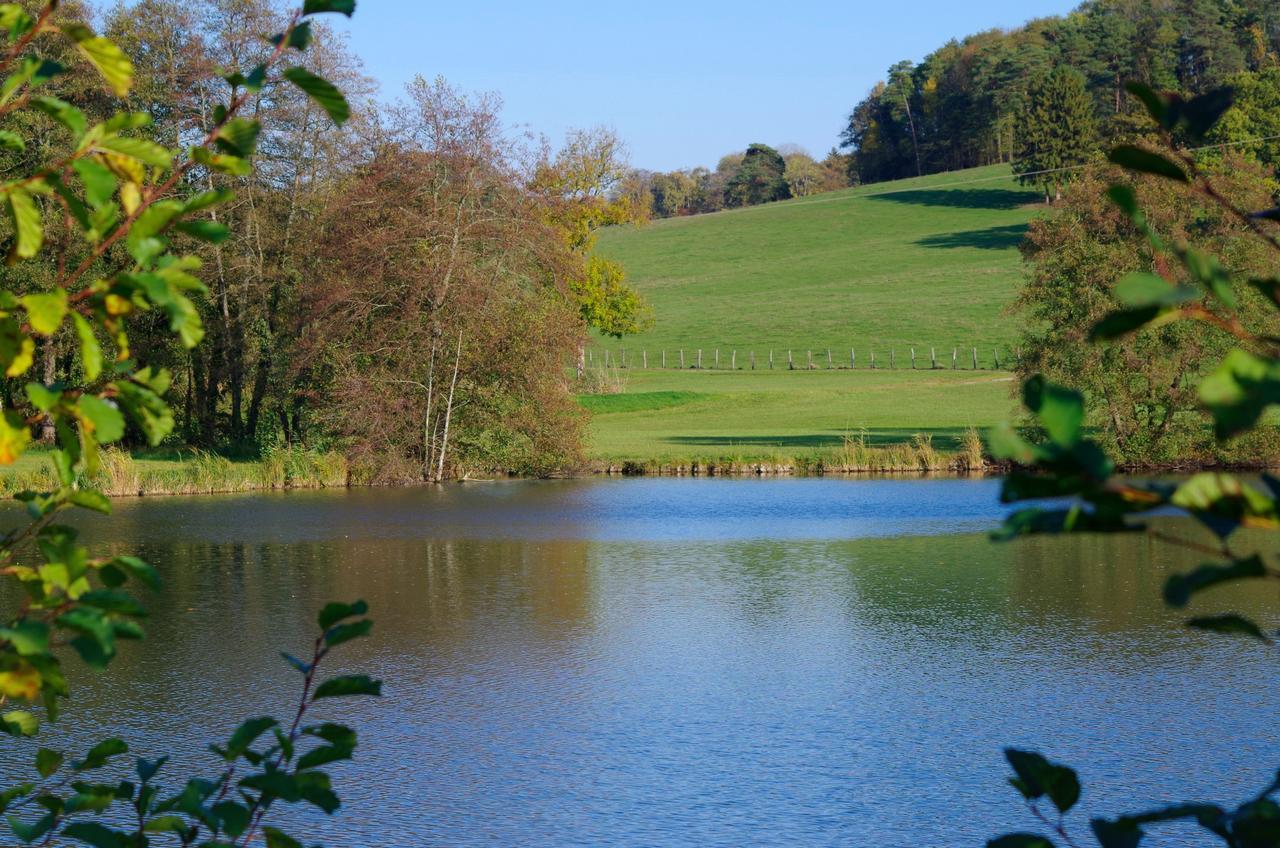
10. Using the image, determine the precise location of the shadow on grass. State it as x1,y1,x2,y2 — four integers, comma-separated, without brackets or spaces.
870,187,1041,211
665,427,974,451
916,224,1028,251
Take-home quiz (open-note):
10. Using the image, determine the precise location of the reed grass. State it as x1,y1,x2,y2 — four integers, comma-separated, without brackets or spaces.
0,447,350,498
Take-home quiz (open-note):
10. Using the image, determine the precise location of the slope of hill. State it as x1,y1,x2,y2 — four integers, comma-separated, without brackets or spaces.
582,165,1039,468
594,164,1040,357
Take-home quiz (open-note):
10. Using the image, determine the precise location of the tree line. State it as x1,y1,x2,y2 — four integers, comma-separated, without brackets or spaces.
626,143,851,218
0,0,652,481
841,0,1280,187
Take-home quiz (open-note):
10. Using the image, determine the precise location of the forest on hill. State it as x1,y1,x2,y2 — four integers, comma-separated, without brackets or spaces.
843,0,1280,184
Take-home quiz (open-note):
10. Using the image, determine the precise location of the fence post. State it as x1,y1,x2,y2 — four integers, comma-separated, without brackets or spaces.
621,349,626,368
952,348,957,369
807,350,813,370
750,351,756,370
714,349,719,369
697,349,703,369
788,350,794,370
851,349,856,369
588,349,593,366
770,350,774,370
994,349,1000,370
911,347,916,369
827,349,832,369
731,350,737,370
604,349,610,368
680,349,685,369
870,349,876,369
643,350,648,369
930,347,937,370
972,347,978,370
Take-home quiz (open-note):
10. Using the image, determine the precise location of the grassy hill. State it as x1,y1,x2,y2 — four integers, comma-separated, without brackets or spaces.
582,165,1041,468
594,164,1041,357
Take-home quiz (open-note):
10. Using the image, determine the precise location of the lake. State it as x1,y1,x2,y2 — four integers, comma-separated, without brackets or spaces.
3,478,1276,846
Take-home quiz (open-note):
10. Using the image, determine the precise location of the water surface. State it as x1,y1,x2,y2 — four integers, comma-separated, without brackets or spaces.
2,478,1275,847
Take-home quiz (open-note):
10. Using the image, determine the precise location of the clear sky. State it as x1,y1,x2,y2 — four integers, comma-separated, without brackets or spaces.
331,1,1079,172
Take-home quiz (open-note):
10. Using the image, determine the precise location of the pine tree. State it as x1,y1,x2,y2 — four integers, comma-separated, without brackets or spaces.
1013,67,1099,203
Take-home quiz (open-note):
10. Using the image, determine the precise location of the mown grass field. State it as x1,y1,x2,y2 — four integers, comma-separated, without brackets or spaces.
583,368,1017,464
594,164,1041,356
585,165,1037,465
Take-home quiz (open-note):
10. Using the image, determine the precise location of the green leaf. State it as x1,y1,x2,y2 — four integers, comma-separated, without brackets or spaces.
1113,272,1196,308
72,159,117,209
191,147,251,176
1108,145,1187,182
211,801,250,838
1199,349,1280,439
318,600,368,629
281,652,311,674
263,827,304,848
312,674,381,699
174,219,230,243
1124,81,1172,129
283,67,349,125
215,118,261,157
71,313,103,382
1022,376,1084,447
1089,306,1166,341
73,738,127,771
1090,819,1144,848
78,395,125,443
61,821,127,848
24,382,59,412
35,749,62,779
1004,749,1081,813
1164,557,1267,608
31,96,87,139
1,710,36,737
0,5,34,40
7,812,54,843
1180,87,1234,141
68,31,134,97
303,0,356,16
95,136,172,169
987,836,1055,848
0,622,48,656
21,289,66,335
68,490,111,514
323,618,371,648
1171,474,1278,537
271,22,312,51
0,130,23,152
6,187,42,260
108,556,159,591
1187,613,1271,642
224,717,277,760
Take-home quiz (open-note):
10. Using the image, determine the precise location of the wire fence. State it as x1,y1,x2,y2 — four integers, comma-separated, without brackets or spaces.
582,345,1016,372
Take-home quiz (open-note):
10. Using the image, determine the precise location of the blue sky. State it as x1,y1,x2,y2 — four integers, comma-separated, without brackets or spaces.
332,1,1079,172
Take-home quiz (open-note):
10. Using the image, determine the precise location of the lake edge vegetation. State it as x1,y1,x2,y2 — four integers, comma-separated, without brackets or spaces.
0,3,382,846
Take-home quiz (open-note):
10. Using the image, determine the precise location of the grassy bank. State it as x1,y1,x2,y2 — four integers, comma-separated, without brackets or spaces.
594,164,1039,355
581,367,1015,471
0,448,350,498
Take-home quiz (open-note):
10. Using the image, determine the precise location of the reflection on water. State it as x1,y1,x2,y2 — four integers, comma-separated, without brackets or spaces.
0,479,1275,847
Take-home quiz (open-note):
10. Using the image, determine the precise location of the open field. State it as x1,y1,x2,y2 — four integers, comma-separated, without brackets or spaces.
582,368,1017,468
594,164,1041,356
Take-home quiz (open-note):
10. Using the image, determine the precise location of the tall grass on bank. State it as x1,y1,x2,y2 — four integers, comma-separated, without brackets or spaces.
0,447,350,498
601,427,991,476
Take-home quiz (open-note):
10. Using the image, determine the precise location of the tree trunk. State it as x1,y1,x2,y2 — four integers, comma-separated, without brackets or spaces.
39,338,55,444
435,331,462,483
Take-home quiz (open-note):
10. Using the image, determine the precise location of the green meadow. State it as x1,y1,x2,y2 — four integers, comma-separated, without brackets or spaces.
594,164,1040,356
585,165,1037,465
